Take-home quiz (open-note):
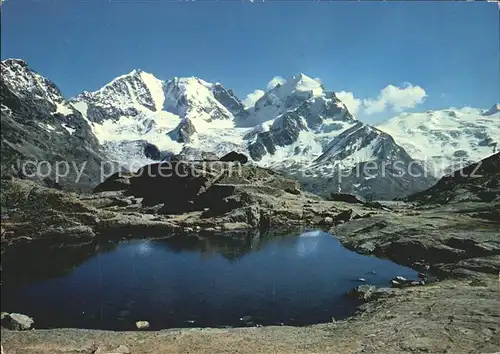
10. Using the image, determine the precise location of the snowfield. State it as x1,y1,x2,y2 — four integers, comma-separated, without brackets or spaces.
377,106,500,176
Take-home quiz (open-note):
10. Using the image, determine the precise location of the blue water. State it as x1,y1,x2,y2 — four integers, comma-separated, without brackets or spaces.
1,230,418,330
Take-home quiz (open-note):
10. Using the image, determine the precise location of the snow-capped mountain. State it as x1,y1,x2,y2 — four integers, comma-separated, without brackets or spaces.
8,59,495,200
1,59,107,190
70,71,244,158
163,77,234,122
244,79,356,163
377,105,500,177
241,73,326,127
298,123,431,200
71,69,165,123
2,59,70,110
68,70,436,199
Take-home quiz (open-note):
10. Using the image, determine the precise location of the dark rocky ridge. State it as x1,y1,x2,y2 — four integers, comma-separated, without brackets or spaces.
407,152,500,205
212,83,250,121
293,123,436,200
167,117,197,143
1,59,108,191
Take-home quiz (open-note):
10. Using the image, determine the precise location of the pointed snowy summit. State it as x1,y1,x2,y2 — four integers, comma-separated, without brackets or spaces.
483,103,500,117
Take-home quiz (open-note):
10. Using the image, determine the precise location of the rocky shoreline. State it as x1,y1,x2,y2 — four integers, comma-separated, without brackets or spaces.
0,161,383,250
1,157,500,353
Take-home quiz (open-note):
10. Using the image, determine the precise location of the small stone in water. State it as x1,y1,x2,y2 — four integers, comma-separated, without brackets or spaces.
347,285,377,301
135,321,150,329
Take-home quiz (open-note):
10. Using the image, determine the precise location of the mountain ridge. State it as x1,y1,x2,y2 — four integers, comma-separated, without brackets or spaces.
2,58,496,199
1,59,109,191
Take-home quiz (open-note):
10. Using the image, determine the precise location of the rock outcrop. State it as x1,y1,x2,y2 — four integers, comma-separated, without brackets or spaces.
1,313,34,331
1,59,108,191
407,152,500,205
144,143,161,160
167,117,197,143
219,151,249,164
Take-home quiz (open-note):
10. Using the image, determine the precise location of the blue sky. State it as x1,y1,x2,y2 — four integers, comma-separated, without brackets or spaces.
2,0,499,123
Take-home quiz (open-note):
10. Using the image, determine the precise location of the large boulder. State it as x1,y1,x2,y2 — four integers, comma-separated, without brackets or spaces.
144,143,161,160
220,151,249,164
1,313,34,330
93,171,132,193
329,193,366,204
347,285,376,301
123,161,230,212
135,321,150,330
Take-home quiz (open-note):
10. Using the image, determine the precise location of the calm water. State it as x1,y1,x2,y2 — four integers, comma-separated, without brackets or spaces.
1,230,418,330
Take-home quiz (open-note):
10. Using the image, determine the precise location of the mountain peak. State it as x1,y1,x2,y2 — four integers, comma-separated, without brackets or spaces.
483,103,500,116
104,68,146,86
292,72,313,81
1,57,65,104
169,76,213,89
2,58,28,68
71,68,165,119
284,73,322,95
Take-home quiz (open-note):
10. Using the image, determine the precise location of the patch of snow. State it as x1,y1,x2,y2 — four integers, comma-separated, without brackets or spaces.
255,130,324,170
39,123,56,132
55,102,74,116
71,101,90,123
293,73,323,97
62,124,76,135
140,71,165,112
91,112,182,151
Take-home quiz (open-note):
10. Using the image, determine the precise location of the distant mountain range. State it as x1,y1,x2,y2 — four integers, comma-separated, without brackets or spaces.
2,58,498,199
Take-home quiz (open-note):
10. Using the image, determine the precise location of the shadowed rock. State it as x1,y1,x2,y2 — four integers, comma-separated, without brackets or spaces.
220,151,249,164
122,161,230,212
1,313,34,330
144,143,161,160
329,193,365,204
407,152,500,204
93,172,131,193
